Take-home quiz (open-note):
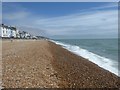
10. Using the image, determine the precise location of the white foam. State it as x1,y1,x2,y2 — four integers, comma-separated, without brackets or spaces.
50,40,119,76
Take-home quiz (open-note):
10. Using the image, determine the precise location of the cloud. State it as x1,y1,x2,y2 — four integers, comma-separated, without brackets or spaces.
4,11,29,20
2,3,118,39
34,10,118,37
17,26,48,36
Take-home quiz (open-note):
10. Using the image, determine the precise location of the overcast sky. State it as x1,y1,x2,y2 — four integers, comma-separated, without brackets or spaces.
2,2,118,39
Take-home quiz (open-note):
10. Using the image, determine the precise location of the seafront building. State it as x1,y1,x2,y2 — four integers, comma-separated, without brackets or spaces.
0,24,34,39
0,24,18,38
19,31,31,39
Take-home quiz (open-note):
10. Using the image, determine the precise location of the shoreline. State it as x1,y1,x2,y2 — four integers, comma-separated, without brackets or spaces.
50,40,118,74
48,41,119,88
51,40,119,77
2,40,119,88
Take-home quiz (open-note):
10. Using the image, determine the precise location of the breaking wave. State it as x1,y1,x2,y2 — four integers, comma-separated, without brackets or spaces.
51,40,119,76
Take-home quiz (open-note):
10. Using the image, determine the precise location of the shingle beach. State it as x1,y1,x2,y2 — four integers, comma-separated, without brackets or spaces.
2,40,119,88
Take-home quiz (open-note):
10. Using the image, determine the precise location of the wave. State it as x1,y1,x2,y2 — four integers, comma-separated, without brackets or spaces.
50,40,119,76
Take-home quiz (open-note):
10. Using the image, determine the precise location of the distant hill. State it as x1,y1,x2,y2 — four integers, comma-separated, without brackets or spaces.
36,36,49,40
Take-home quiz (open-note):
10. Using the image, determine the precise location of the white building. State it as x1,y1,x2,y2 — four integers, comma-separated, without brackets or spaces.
0,24,34,39
1,24,9,38
25,33,31,39
0,24,20,38
10,27,16,38
16,29,20,38
7,26,12,38
20,31,31,39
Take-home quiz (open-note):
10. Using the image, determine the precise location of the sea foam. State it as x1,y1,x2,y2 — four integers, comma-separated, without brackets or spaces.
51,40,119,76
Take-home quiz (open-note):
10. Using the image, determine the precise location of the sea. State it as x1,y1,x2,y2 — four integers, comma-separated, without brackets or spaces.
51,39,119,76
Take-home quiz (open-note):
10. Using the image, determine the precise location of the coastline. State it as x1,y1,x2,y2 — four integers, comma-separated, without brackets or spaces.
2,40,119,88
51,39,118,76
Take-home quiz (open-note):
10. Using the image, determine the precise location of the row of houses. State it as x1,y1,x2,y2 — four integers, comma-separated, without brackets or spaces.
0,24,37,39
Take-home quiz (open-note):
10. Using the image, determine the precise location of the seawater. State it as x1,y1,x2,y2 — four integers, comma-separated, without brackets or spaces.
51,39,119,76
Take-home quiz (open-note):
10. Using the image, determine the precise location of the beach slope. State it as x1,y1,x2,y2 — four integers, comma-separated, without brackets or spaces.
2,40,119,88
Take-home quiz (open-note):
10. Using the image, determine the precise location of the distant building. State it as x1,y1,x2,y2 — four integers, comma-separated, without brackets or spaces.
32,36,37,39
10,27,17,38
25,32,31,39
19,31,31,39
0,24,40,40
16,30,20,38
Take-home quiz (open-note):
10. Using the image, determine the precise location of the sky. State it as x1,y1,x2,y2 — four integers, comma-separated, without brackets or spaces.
2,2,118,39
